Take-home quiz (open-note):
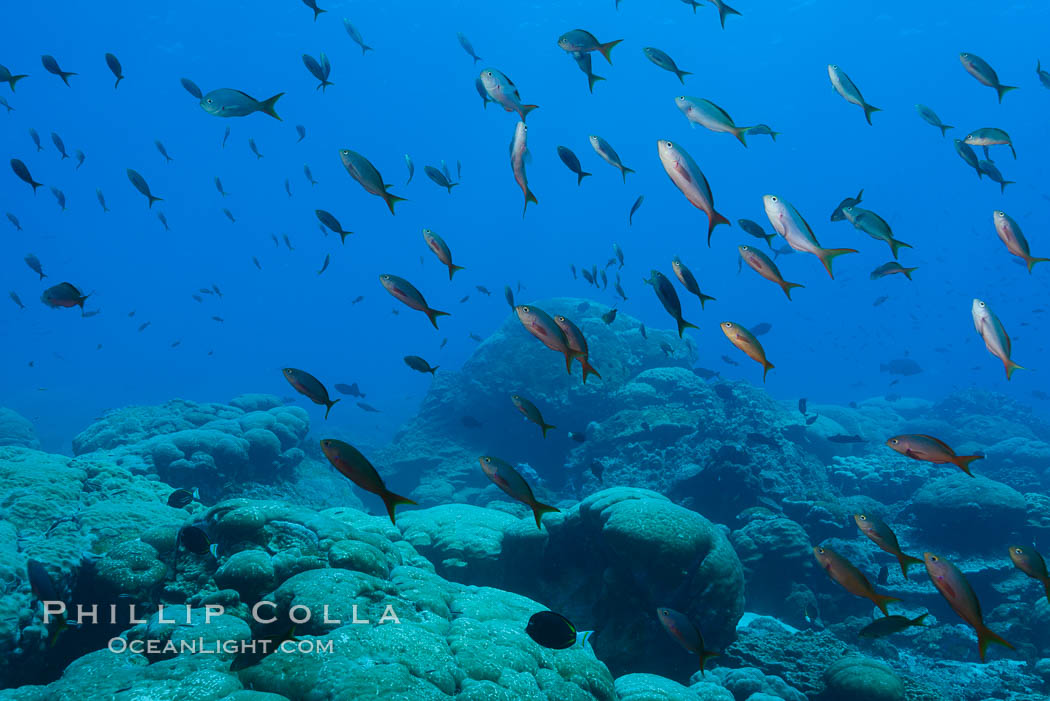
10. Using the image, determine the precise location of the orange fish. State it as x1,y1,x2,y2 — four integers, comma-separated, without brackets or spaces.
515,305,578,373
885,434,982,477
1007,545,1050,604
320,439,415,524
924,552,1013,661
720,321,773,382
282,368,339,419
853,513,923,577
380,274,448,329
813,545,899,615
553,315,601,383
479,456,559,529
656,607,718,676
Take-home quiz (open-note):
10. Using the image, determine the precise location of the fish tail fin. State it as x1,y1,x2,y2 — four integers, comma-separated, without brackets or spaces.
898,553,924,577
938,124,954,137
677,318,699,338
523,189,538,218
817,247,858,278
446,183,458,194
889,238,912,259
780,281,804,300
30,179,44,194
381,490,417,525
8,75,28,91
698,293,716,310
995,84,1018,103
260,93,284,121
361,45,373,55
580,358,602,383
1004,359,1024,381
863,103,881,125
324,398,340,420
114,76,122,89
587,72,605,93
621,166,635,183
428,366,439,376
312,7,326,20
873,594,900,616
764,233,777,249
1000,181,1015,194
425,307,450,329
563,351,575,374
598,39,623,64
577,171,592,186
952,454,983,477
676,70,692,84
716,1,741,28
698,648,719,676
530,500,560,529
59,71,77,86
733,127,750,147
448,264,465,281
521,104,539,120
760,360,775,383
1009,144,1016,159
540,422,556,438
147,194,163,208
384,193,408,215
977,624,1014,661
1043,578,1050,605
902,266,918,280
1025,256,1050,273
707,210,731,246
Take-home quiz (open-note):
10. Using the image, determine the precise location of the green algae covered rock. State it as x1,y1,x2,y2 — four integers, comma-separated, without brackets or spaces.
616,673,734,700
822,656,905,701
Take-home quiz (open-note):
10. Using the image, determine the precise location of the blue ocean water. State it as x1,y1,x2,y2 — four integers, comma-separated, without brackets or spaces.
2,0,1050,698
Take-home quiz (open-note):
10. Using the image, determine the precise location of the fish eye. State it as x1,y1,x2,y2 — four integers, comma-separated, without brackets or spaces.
770,196,778,202
483,457,491,463
522,306,530,312
859,515,867,521
996,210,1004,216
890,438,898,444
979,301,986,307
817,547,825,554
930,555,938,561
724,322,733,328
1015,547,1024,554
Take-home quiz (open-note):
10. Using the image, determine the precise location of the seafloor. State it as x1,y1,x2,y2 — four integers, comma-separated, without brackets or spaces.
2,301,1048,700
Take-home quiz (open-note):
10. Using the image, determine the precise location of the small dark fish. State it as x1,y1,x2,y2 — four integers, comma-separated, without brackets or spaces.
51,132,69,159
476,286,491,296
249,137,264,159
404,355,438,375
526,611,592,650
283,368,340,419
137,322,151,332
24,254,46,279
304,164,317,185
302,0,326,21
167,487,199,508
41,55,76,85
357,402,381,413
214,176,228,197
590,460,604,481
252,256,262,270
317,254,331,275
642,47,691,83
9,292,25,309
95,189,109,212
461,416,482,428
640,323,647,339
693,367,719,380
880,358,922,376
424,165,457,193
830,188,864,222
569,432,586,443
738,219,776,248
601,308,617,324
343,19,373,54
181,77,202,99
302,52,333,91
459,295,470,303
155,140,173,163
457,32,482,63
335,383,365,397
351,296,364,305
828,434,864,444
315,209,352,243
222,208,236,223
873,295,889,307
721,355,739,367
798,398,808,415
469,333,482,342
74,150,85,169
28,128,44,151
439,338,448,349
283,234,294,250
6,212,21,230
178,526,216,556
50,187,66,211
805,415,819,426
746,124,781,141
0,96,12,112
41,283,89,312
157,212,169,231
556,146,591,185
285,179,292,197
581,269,594,285
222,126,231,148
212,316,224,323
104,53,123,88
858,613,927,639
660,341,674,356
0,64,29,92
293,125,306,144
629,195,644,225
504,286,515,309
127,169,162,207
11,158,43,193
750,322,772,336
570,264,578,280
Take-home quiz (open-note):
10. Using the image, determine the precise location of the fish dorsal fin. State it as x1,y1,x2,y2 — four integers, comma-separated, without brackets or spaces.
706,100,735,125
